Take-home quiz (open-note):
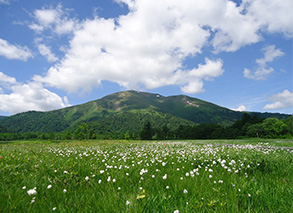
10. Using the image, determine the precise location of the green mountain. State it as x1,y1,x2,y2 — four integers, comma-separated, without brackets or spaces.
0,90,289,134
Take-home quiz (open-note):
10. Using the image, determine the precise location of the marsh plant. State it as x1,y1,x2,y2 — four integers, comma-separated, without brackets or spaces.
0,140,292,212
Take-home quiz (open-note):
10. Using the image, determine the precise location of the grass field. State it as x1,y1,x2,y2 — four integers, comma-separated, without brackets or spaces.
0,139,292,212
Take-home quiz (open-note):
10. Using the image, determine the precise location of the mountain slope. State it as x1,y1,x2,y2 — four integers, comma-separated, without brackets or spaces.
0,90,289,134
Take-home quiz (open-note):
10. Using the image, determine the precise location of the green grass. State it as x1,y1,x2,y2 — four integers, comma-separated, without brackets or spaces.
0,139,292,212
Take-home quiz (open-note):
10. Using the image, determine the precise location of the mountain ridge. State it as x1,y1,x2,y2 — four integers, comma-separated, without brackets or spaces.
0,90,289,134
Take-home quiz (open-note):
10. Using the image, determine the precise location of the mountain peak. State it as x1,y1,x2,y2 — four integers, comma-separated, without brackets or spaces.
0,90,289,134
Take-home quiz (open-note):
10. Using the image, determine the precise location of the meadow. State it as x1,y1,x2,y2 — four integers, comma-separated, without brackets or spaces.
0,139,292,212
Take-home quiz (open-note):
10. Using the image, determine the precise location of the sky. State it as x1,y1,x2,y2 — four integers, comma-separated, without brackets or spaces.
0,0,292,116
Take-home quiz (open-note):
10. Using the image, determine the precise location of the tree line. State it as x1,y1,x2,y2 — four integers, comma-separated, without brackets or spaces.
140,114,292,140
0,113,292,141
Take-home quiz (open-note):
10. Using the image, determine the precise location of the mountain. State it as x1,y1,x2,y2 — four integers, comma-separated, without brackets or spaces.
0,90,289,134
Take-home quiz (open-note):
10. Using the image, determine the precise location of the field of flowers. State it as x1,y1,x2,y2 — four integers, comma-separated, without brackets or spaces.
0,140,292,212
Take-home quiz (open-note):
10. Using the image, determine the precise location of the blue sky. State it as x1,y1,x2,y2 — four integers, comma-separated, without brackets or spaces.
0,0,292,116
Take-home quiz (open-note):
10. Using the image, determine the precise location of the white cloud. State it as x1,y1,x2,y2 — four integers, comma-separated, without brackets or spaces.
242,0,293,38
244,45,284,80
0,72,17,85
232,105,247,112
33,0,291,95
243,67,274,80
0,72,70,115
263,90,293,110
29,3,79,35
37,44,58,62
256,45,285,66
0,38,33,61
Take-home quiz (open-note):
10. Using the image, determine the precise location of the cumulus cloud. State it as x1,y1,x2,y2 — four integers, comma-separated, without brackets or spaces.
32,0,292,95
0,72,70,115
244,45,284,80
0,38,33,61
242,0,293,38
0,72,17,85
263,90,293,110
37,43,58,62
29,3,79,35
231,105,247,112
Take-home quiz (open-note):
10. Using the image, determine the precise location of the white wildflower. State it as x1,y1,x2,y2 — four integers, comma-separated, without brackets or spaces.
27,188,37,196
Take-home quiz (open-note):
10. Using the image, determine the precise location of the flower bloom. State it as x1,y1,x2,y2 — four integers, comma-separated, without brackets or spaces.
27,188,37,196
63,189,67,193
174,210,179,213
183,189,188,194
31,197,36,204
163,174,167,179
126,200,130,205
47,184,52,189
53,207,57,211
85,176,89,181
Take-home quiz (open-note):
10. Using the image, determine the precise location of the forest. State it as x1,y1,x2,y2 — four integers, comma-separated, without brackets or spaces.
0,113,292,141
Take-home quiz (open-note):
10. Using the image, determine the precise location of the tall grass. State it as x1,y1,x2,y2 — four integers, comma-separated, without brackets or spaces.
0,140,292,212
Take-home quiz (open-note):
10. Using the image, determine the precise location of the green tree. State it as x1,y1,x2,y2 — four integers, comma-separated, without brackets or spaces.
246,123,264,137
74,123,89,140
140,121,153,140
262,118,289,138
284,116,293,135
64,130,72,140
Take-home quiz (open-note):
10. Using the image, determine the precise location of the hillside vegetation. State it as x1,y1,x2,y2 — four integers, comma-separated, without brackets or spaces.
0,90,290,140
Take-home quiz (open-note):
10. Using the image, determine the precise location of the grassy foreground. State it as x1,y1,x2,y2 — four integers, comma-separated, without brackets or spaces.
0,139,292,212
